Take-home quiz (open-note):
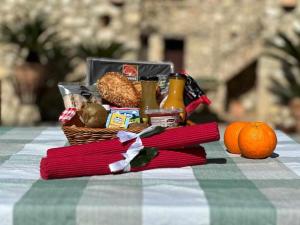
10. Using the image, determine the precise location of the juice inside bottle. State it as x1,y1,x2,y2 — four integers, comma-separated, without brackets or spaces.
140,78,159,123
163,73,187,121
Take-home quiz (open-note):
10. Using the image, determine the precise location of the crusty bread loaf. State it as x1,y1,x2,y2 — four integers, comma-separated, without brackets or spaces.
97,72,140,107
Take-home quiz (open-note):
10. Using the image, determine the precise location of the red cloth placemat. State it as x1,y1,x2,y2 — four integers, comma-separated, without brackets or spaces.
41,146,206,179
47,122,219,159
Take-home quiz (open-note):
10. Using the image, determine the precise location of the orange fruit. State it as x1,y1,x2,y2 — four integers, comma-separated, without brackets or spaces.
238,122,277,159
224,122,248,154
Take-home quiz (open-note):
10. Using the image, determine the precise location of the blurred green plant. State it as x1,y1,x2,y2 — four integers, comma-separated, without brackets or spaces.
0,14,128,122
0,15,69,64
0,15,75,121
265,29,300,105
76,42,128,59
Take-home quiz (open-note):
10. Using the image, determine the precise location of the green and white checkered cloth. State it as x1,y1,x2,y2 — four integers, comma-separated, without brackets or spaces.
0,126,300,225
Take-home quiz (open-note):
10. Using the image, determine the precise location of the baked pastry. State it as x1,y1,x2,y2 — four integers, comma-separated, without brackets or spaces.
97,72,140,107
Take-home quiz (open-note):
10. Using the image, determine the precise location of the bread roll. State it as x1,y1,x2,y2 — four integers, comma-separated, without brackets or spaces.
97,72,140,107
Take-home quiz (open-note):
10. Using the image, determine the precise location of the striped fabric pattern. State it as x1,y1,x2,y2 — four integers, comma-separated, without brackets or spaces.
0,126,300,225
58,107,77,124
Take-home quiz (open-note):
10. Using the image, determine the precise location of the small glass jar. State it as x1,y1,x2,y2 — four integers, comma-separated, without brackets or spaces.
145,109,181,128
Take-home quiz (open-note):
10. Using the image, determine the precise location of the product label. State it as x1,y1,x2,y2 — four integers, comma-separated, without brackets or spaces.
150,115,179,128
122,64,138,81
106,113,129,129
111,108,140,124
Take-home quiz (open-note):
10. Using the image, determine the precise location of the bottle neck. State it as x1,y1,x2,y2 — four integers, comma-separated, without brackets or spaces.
167,78,185,101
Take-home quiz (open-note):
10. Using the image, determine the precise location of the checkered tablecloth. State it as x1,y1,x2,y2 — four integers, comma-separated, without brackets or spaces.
0,126,300,225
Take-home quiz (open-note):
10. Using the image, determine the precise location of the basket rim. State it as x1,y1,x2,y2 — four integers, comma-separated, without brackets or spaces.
62,124,147,133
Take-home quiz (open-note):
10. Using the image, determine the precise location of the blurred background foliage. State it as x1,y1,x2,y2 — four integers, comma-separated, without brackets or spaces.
0,14,127,121
0,0,299,133
265,27,300,133
265,30,300,105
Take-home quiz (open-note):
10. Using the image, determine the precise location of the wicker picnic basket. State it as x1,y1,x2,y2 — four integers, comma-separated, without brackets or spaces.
62,113,147,145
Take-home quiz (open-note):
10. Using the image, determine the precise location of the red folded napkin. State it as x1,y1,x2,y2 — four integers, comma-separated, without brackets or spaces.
47,122,219,158
40,146,206,179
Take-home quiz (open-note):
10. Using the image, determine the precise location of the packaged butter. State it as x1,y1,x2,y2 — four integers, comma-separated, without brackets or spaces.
110,108,140,124
106,112,129,129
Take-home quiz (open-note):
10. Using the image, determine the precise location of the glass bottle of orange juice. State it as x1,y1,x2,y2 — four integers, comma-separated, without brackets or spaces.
140,77,159,123
162,73,187,122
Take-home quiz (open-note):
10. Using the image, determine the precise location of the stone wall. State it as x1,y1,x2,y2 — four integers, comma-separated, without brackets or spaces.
142,0,266,79
0,0,142,62
0,0,299,125
0,0,142,125
141,0,267,116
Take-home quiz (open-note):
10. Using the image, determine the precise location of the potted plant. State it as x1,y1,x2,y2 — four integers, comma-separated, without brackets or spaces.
76,41,128,59
0,14,129,123
0,14,75,122
65,41,128,82
265,29,300,132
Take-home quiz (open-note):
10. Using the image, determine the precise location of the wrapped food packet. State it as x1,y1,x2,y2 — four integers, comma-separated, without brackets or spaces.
58,82,85,109
86,58,174,84
58,83,101,109
182,72,211,116
159,72,211,117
